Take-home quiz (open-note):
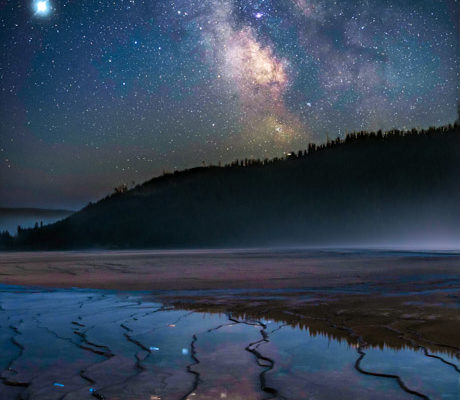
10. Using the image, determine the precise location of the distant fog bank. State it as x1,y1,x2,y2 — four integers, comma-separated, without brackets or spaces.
0,208,74,235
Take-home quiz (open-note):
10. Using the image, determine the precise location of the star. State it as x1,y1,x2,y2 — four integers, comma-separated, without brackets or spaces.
35,0,51,16
0,0,457,208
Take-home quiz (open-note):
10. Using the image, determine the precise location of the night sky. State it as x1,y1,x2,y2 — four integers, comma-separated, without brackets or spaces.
0,0,459,209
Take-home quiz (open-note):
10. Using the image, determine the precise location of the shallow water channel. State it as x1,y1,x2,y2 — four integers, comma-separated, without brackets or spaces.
0,287,458,399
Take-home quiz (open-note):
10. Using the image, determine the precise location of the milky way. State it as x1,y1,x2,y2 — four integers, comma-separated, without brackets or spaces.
0,0,458,207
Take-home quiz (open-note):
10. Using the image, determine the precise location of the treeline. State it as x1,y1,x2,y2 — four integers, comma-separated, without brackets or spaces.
160,123,459,173
3,123,460,250
0,231,13,248
0,223,44,247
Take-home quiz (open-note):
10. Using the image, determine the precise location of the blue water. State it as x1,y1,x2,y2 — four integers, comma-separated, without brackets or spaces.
0,287,458,399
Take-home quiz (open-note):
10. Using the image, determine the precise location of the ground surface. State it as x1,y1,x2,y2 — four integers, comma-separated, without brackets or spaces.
1,248,459,291
1,248,459,352
1,249,459,398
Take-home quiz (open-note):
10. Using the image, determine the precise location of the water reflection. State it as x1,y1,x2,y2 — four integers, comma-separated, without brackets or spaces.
0,287,458,399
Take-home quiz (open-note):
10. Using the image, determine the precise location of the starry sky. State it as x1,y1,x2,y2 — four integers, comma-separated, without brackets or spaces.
0,0,459,209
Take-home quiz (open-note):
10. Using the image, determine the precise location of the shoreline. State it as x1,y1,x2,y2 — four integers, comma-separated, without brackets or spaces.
1,248,459,353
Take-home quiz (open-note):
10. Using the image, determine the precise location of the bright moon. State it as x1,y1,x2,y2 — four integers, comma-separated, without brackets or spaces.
35,1,50,15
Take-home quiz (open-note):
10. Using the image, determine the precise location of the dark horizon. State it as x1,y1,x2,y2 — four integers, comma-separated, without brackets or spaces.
2,125,457,250
1,120,460,211
2,119,460,211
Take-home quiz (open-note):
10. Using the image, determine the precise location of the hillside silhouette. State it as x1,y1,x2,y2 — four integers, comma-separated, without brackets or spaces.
3,124,460,250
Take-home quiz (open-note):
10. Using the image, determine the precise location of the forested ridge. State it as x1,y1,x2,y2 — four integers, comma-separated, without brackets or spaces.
3,124,460,249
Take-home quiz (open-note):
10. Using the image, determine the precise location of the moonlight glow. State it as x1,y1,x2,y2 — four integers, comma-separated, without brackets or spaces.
35,1,50,16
